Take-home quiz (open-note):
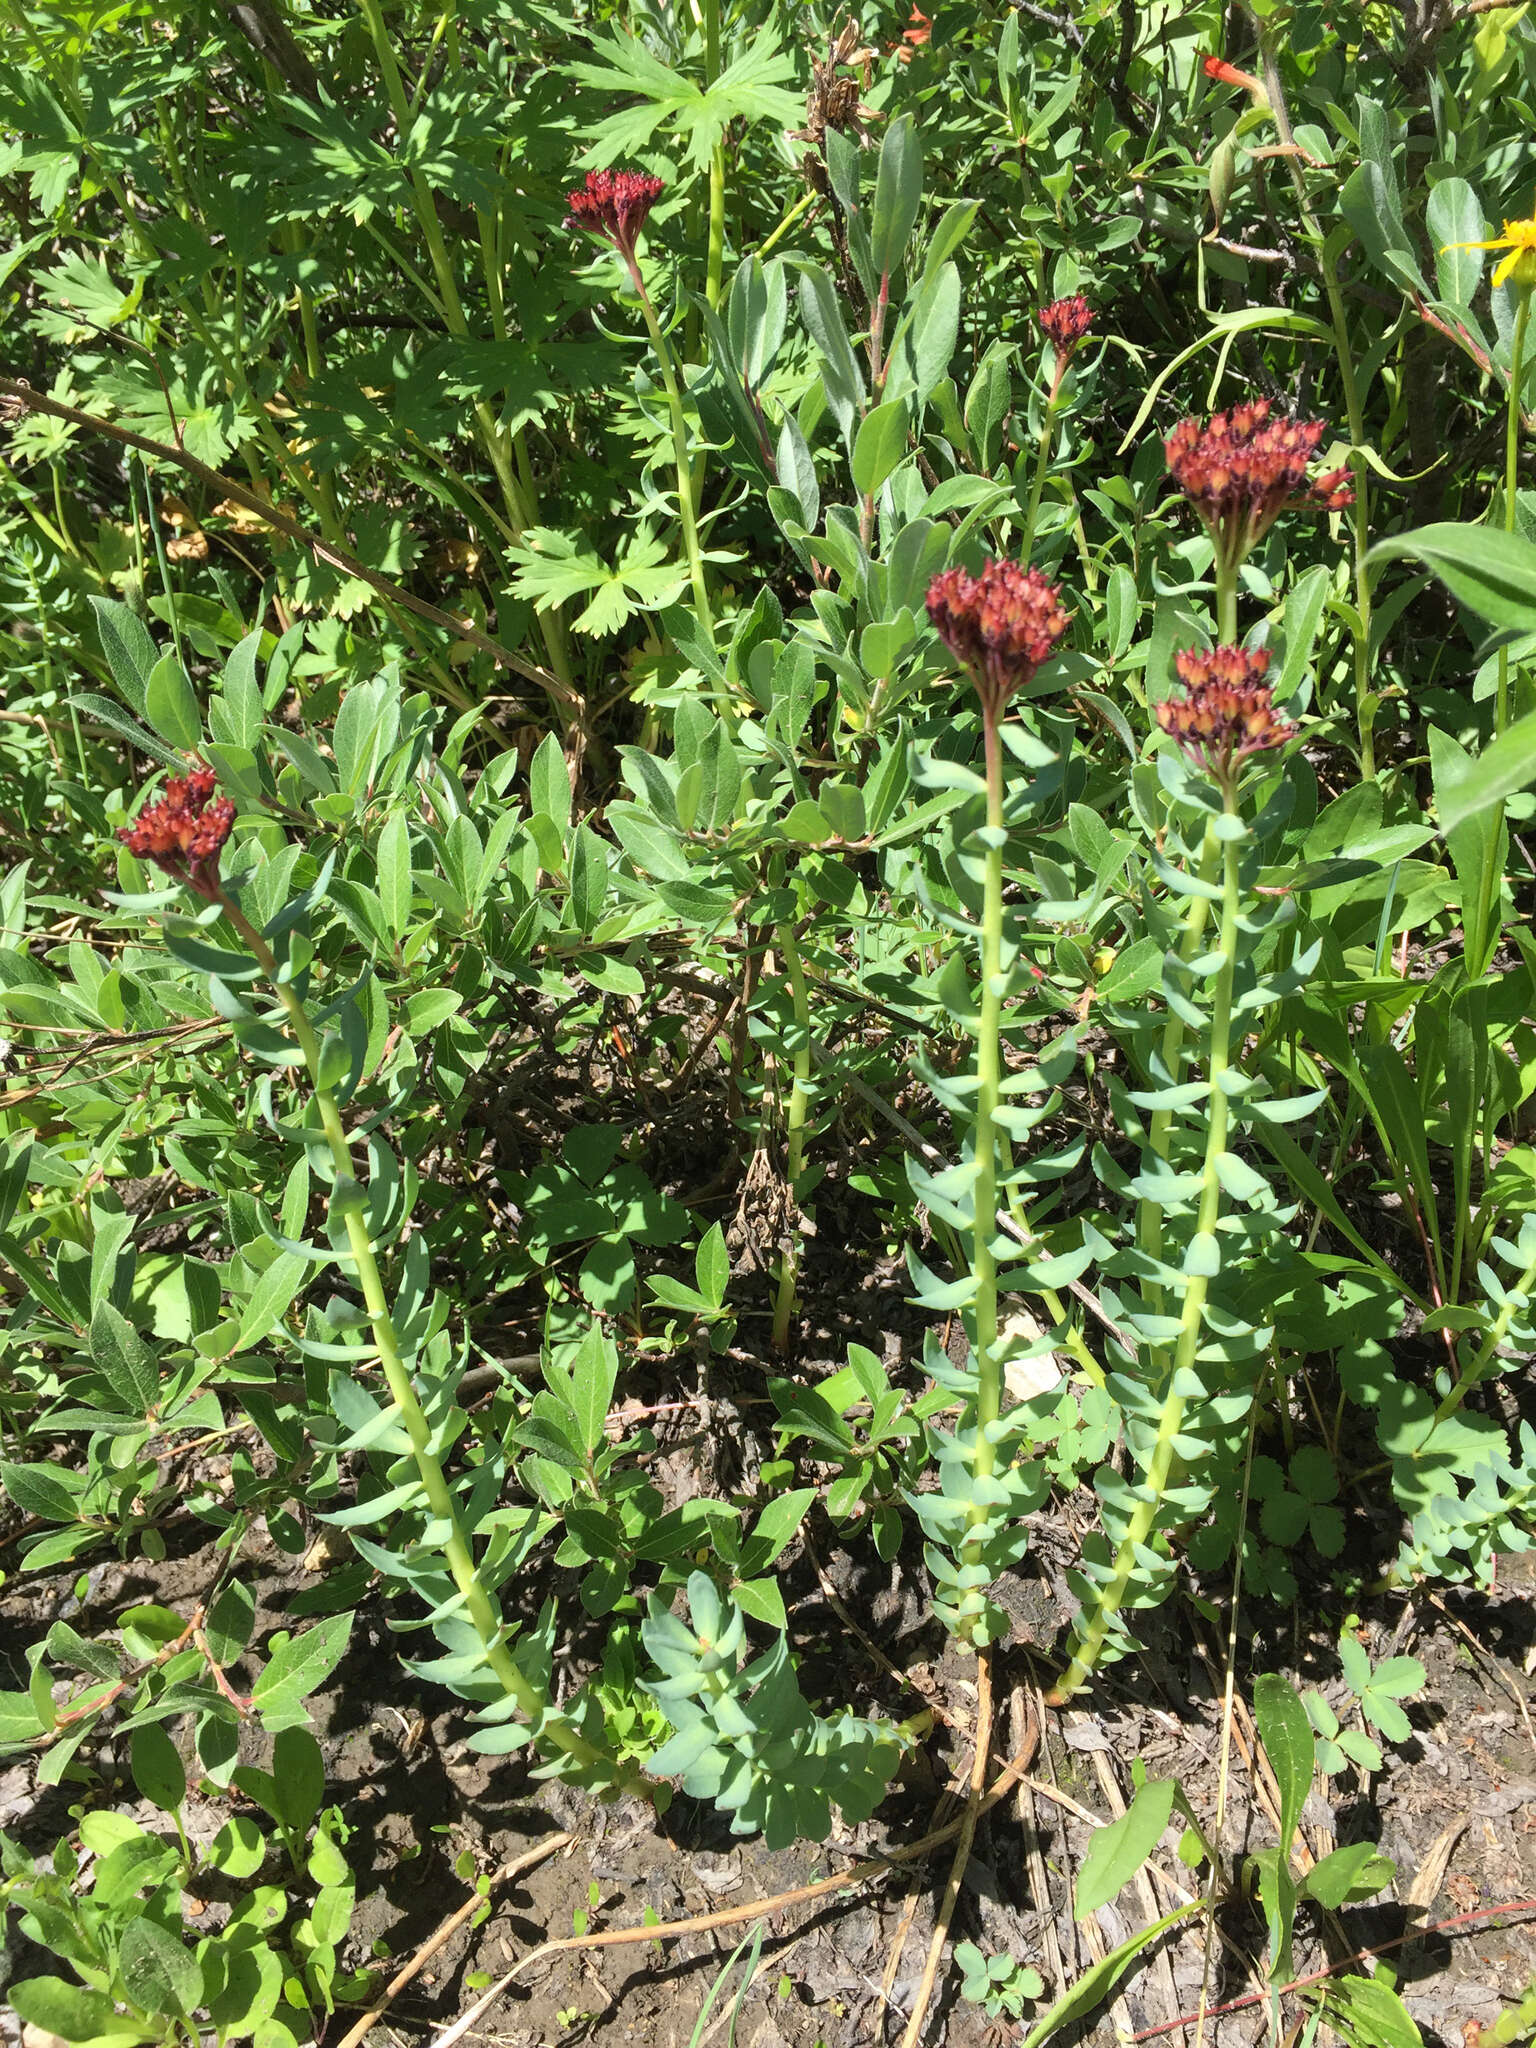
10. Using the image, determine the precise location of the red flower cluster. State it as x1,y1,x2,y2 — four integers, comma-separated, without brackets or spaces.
565,168,665,262
1157,644,1297,785
1164,399,1352,573
926,558,1070,718
1038,295,1093,354
118,767,235,900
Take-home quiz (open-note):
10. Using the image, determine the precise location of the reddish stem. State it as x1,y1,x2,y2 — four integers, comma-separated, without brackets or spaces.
1130,1901,1536,2041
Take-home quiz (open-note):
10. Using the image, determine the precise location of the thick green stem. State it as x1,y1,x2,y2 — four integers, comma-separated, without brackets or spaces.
868,271,892,400
0,453,73,555
475,206,549,535
356,0,464,332
1215,553,1239,649
965,715,1009,1532
138,457,186,673
629,258,715,640
1050,811,1242,1702
1135,822,1223,1315
770,922,814,1351
1022,384,1061,555
702,0,726,310
217,893,612,1778
706,147,727,311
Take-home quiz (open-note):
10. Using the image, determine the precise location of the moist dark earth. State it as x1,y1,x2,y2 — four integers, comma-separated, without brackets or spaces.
5,1301,1536,2048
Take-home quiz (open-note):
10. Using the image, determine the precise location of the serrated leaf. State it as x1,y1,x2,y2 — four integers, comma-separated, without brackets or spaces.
574,22,801,173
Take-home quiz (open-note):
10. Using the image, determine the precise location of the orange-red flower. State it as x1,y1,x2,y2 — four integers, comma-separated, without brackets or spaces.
1157,644,1296,786
565,168,665,264
118,767,236,900
1203,54,1263,93
896,5,930,58
926,559,1070,719
1038,295,1093,355
1164,400,1352,574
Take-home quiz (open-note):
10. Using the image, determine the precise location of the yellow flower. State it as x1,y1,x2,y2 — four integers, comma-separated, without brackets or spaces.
1444,208,1536,290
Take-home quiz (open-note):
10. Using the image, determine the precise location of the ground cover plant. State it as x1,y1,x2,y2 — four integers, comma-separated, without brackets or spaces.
3,0,1536,2042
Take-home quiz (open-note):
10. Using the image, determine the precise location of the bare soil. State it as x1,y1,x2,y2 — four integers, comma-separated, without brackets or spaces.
5,1386,1536,2048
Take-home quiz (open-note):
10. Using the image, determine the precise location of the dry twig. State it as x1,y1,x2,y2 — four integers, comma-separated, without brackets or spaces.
331,1833,574,2048
426,1711,1041,2048
898,1648,994,2048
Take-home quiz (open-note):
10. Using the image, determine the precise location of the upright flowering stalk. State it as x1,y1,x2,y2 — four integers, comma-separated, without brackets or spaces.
1130,644,1296,1302
1164,399,1351,642
566,168,714,640
1151,410,1345,1135
1050,649,1296,1701
117,770,633,1789
1022,296,1094,552
921,559,1069,1641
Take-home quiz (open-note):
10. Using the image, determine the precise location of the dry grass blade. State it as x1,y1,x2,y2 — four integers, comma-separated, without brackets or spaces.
877,1782,962,2030
898,1648,995,2048
1403,1819,1469,1958
1016,1684,1066,2004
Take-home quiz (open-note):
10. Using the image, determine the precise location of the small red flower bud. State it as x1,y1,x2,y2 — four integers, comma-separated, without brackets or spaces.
1037,295,1093,355
925,559,1070,721
1309,463,1355,512
1164,399,1352,574
565,167,665,264
1157,644,1296,787
118,766,236,901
